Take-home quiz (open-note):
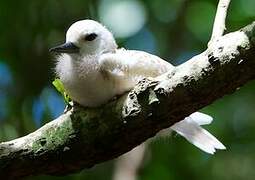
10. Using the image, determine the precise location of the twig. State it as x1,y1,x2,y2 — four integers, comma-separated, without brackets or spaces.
208,0,231,46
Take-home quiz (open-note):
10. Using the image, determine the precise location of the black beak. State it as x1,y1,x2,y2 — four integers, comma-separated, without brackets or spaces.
49,42,79,53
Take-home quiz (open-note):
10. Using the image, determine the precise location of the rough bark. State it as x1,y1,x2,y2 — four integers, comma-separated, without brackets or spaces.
0,22,255,179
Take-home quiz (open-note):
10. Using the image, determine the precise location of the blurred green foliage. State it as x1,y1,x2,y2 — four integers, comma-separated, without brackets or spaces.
0,0,255,179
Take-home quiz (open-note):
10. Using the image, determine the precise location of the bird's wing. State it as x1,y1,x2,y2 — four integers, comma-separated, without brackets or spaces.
100,49,225,154
99,48,174,80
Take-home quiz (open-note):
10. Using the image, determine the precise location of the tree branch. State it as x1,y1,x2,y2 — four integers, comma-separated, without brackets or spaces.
209,0,231,46
0,21,255,179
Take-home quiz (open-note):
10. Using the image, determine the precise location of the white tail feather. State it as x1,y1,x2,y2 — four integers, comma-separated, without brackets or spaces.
188,112,213,125
171,112,226,154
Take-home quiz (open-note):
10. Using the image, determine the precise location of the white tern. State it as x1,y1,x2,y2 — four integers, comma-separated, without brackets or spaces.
50,19,226,154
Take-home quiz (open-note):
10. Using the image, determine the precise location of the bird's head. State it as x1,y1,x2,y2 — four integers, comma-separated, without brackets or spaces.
50,20,117,57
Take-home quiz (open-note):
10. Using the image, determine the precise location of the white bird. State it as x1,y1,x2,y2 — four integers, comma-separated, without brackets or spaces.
50,19,226,154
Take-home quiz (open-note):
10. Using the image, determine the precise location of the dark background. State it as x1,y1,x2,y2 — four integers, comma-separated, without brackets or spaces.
0,0,255,179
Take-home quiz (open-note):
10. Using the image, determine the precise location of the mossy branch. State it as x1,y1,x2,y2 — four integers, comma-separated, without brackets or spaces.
0,22,255,179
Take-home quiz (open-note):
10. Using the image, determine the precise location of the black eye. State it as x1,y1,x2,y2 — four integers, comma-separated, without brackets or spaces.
84,33,98,41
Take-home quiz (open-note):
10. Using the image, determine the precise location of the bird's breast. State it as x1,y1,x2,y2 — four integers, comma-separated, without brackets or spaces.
56,55,137,107
62,70,118,107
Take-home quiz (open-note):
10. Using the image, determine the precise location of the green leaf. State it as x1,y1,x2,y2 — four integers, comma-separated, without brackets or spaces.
52,78,65,94
52,78,71,103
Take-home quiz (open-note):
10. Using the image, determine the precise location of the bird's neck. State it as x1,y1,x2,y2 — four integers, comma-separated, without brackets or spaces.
55,53,101,83
71,54,100,78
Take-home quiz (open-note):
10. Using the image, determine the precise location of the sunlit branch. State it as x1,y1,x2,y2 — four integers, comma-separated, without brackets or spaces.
0,21,254,178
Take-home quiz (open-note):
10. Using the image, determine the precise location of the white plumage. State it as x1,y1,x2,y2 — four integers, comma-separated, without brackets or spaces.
171,112,225,154
55,49,173,107
51,19,226,154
